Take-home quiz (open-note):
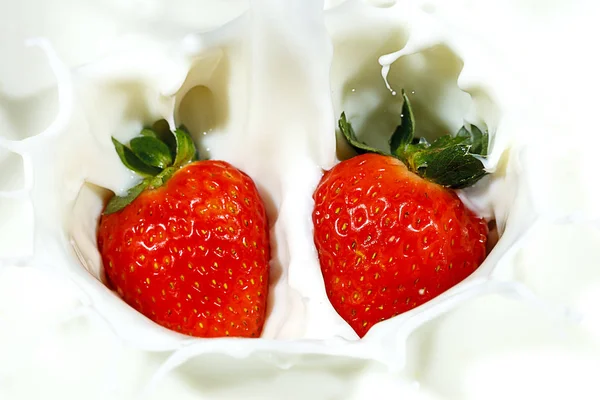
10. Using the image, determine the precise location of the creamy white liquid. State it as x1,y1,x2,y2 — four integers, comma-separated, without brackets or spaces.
1,0,600,399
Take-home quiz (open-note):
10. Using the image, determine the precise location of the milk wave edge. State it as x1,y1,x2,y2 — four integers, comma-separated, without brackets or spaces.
1,0,600,399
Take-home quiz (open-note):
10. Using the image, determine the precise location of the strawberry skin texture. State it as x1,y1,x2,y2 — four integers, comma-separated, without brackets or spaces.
313,153,488,337
97,161,270,338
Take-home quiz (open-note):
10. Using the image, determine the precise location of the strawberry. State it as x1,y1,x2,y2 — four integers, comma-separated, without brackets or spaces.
97,120,270,338
313,92,489,338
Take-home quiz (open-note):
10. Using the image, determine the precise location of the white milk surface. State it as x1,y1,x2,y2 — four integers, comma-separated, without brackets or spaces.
1,0,600,399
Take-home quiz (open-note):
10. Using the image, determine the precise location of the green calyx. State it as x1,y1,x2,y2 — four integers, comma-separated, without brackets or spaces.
105,120,199,215
339,90,490,189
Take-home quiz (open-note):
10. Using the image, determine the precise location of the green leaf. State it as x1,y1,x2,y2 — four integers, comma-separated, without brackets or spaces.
148,166,178,189
173,128,198,166
140,128,158,139
150,120,177,158
389,90,416,157
456,126,470,139
337,89,489,189
455,125,489,156
386,91,488,188
428,134,468,149
130,136,173,169
402,131,488,188
469,125,489,156
338,113,386,156
415,143,487,189
105,120,203,214
111,138,162,177
104,179,151,215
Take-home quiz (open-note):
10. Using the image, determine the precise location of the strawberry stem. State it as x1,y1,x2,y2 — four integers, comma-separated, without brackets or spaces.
105,121,198,215
339,90,490,189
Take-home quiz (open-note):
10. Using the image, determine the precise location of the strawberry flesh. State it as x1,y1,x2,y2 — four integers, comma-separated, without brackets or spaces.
98,161,270,338
313,153,488,337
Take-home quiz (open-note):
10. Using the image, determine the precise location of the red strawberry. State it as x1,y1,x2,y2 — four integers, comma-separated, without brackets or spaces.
97,121,270,338
313,92,489,338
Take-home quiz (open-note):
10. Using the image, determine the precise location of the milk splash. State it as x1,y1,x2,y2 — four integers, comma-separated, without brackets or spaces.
1,0,600,399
